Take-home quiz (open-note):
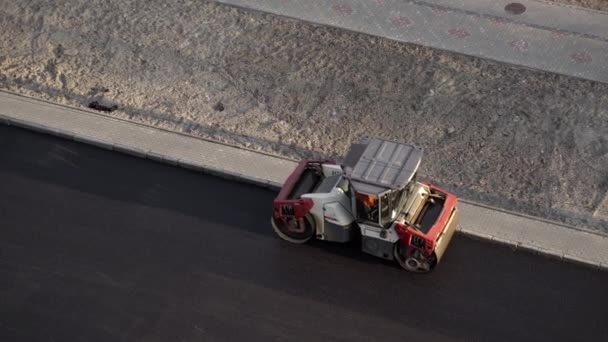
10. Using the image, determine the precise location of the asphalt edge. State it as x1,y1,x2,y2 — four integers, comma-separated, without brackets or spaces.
2,114,606,272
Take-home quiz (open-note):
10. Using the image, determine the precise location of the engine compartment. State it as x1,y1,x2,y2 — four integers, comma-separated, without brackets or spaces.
400,182,446,233
287,164,323,199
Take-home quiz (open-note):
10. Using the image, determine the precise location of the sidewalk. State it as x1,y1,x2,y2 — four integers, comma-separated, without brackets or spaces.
1,90,607,270
214,0,608,83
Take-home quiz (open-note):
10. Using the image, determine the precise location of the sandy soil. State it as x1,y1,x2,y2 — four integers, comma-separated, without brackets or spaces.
1,0,607,231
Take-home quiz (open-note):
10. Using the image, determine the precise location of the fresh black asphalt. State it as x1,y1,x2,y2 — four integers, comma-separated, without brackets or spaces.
1,125,607,341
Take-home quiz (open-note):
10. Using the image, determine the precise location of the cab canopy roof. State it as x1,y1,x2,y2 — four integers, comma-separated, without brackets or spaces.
342,138,422,195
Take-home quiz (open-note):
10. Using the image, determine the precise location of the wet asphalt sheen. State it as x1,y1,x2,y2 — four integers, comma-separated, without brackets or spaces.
1,125,607,342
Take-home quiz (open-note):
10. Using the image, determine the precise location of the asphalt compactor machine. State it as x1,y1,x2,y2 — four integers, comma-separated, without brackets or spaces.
271,138,459,273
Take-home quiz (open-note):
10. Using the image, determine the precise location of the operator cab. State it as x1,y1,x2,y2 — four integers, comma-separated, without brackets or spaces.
353,184,412,228
343,138,422,229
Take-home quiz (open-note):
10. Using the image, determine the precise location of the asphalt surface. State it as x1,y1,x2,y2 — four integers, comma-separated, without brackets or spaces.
1,125,607,342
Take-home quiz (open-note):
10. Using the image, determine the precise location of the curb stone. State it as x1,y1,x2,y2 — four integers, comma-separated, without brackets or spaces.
73,134,115,151
563,254,601,269
457,229,494,242
490,236,519,248
112,143,149,158
145,151,169,164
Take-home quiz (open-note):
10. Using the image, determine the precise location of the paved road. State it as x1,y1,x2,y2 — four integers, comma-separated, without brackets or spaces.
1,125,607,342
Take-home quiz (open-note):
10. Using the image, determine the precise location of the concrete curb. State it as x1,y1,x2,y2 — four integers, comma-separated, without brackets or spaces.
3,114,284,190
458,226,605,270
73,134,115,151
459,197,606,238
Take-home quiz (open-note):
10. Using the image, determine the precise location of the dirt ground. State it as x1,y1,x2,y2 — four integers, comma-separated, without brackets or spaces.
1,0,607,232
